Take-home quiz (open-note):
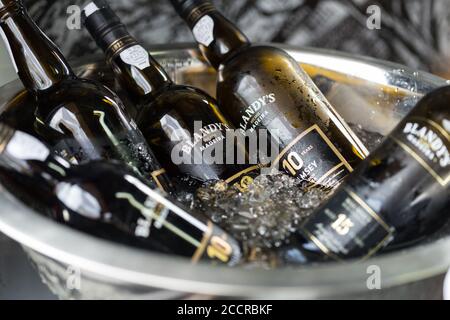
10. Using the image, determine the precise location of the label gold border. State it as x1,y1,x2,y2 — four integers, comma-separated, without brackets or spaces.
346,190,392,232
225,164,262,184
106,36,137,61
271,124,353,183
191,221,213,263
393,138,449,187
301,229,342,262
301,189,394,262
151,169,168,191
362,233,394,261
315,125,354,173
315,162,346,186
409,117,450,141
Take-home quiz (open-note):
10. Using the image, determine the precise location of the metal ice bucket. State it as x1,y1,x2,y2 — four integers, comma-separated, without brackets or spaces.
0,44,449,299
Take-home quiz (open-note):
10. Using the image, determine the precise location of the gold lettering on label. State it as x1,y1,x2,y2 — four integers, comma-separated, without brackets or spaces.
206,235,233,263
272,124,353,184
233,175,254,193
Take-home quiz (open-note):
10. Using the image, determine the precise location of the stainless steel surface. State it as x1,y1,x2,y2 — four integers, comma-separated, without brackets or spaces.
0,44,449,299
0,233,56,299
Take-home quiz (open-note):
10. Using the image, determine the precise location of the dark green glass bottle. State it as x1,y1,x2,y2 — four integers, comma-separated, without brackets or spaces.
82,0,260,191
170,0,369,190
0,123,242,265
284,88,450,263
0,0,171,191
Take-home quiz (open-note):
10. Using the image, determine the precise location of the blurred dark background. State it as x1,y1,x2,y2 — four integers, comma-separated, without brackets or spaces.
21,0,450,78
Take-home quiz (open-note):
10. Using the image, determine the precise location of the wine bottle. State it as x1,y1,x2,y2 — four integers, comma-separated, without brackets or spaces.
170,0,369,190
81,0,260,191
289,87,449,263
0,123,242,265
0,0,171,191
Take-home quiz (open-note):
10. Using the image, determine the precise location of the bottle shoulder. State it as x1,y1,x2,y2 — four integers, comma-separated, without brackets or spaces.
158,84,216,103
42,78,118,98
34,78,125,120
137,84,222,121
55,162,141,221
217,45,304,91
414,85,450,118
220,45,296,71
63,161,133,194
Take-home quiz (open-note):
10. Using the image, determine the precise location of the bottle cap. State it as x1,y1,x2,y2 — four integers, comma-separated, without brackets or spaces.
82,0,131,53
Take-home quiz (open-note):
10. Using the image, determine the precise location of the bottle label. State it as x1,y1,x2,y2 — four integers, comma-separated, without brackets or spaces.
191,221,239,265
117,175,240,265
239,93,276,133
393,117,450,186
178,122,229,155
163,116,230,164
300,189,394,260
225,165,262,192
164,115,260,189
272,124,353,189
120,45,150,71
0,28,19,73
193,15,215,47
150,168,168,192
238,93,353,189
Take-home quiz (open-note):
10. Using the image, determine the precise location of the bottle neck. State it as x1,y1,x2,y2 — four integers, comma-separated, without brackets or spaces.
82,1,173,103
173,0,250,69
106,34,173,102
0,3,74,93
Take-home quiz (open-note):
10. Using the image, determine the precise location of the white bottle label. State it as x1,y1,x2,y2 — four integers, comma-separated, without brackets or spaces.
120,45,150,70
0,27,18,73
193,15,215,47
